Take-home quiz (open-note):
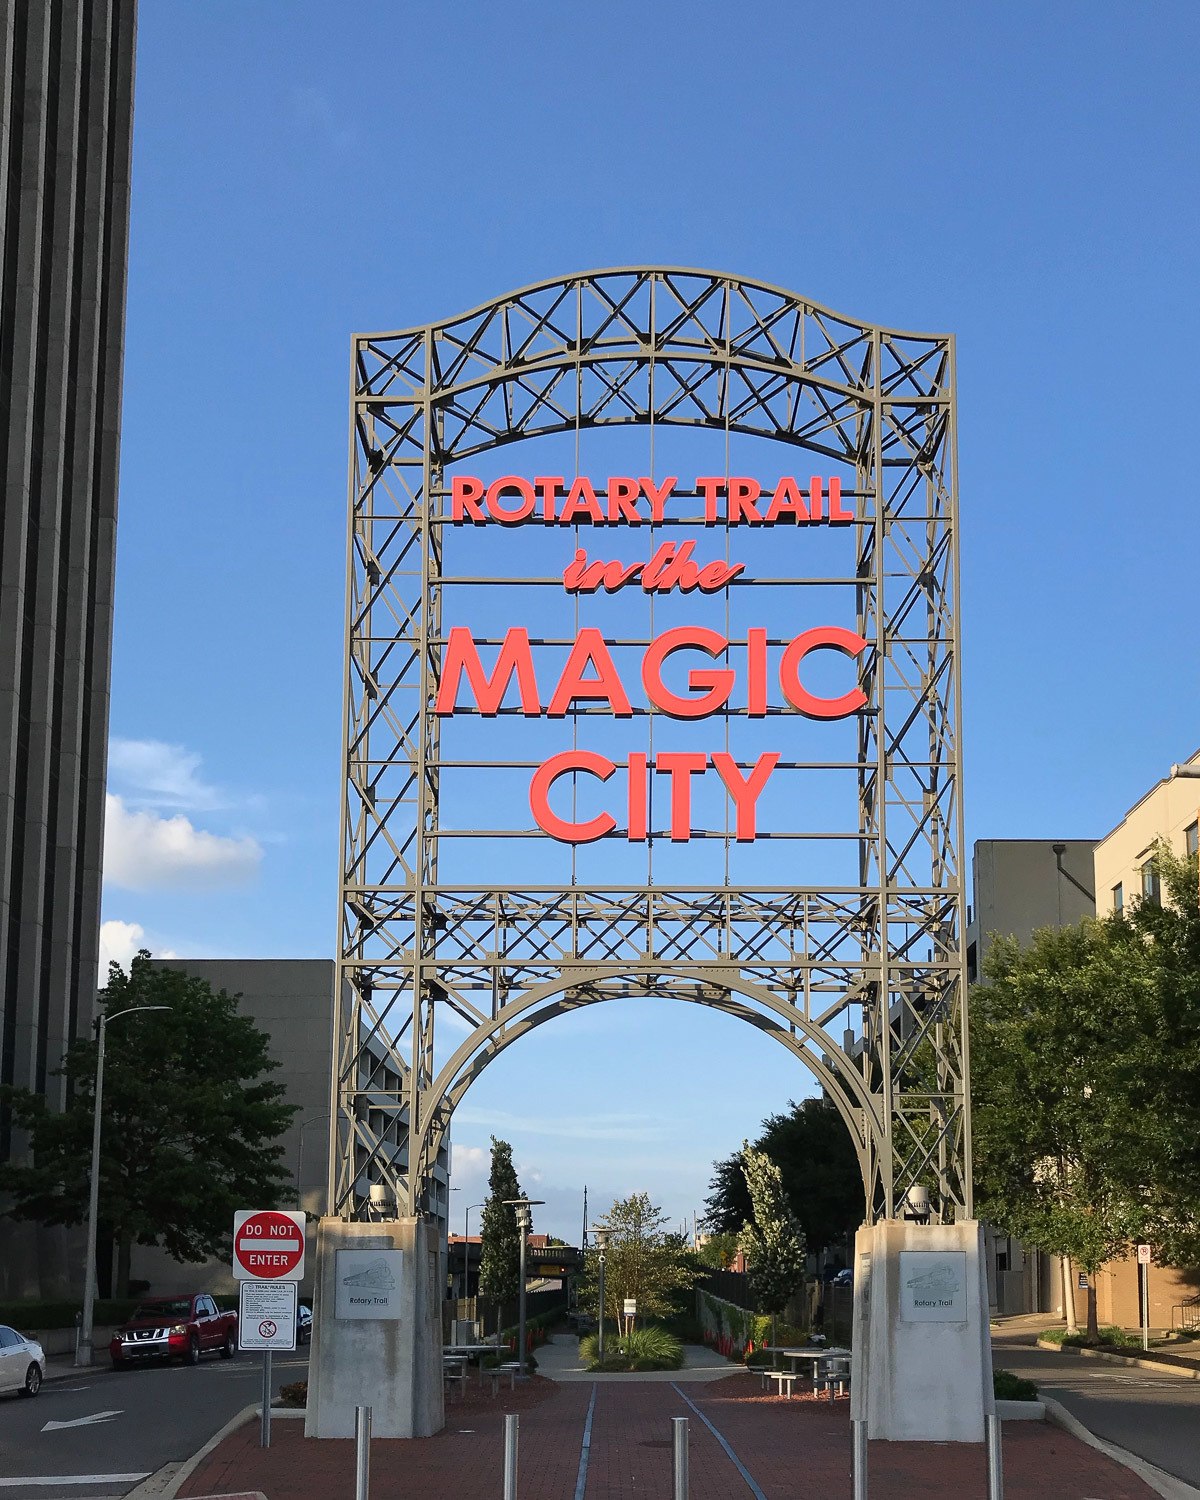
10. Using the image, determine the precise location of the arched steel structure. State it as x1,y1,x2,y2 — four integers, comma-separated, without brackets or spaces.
331,267,968,1225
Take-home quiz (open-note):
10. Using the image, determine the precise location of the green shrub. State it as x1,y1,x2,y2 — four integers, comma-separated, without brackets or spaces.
579,1325,684,1371
1040,1324,1138,1348
279,1380,308,1408
993,1369,1038,1401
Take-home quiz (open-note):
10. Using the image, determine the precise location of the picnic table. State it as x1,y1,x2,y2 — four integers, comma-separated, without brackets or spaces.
443,1343,497,1386
758,1346,852,1399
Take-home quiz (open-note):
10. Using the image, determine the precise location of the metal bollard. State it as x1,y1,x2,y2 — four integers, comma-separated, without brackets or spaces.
986,1413,1004,1500
672,1416,689,1500
355,1404,372,1500
851,1418,868,1500
503,1412,519,1500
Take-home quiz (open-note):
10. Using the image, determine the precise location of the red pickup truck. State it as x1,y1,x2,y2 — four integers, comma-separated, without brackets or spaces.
109,1293,237,1368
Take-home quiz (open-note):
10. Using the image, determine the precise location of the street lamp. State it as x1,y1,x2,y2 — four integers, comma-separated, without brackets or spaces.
295,1112,331,1209
77,1005,170,1367
590,1225,611,1363
465,1201,484,1302
503,1197,544,1375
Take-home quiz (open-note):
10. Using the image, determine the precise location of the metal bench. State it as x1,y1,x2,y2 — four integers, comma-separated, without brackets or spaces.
443,1355,468,1399
486,1361,522,1396
765,1371,801,1398
814,1357,851,1401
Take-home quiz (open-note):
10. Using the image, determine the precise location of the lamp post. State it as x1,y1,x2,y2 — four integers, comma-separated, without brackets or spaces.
465,1201,484,1301
504,1197,544,1375
77,1005,170,1367
590,1225,611,1363
295,1112,331,1210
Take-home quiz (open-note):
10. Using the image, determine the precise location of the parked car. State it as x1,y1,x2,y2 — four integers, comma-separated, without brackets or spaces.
0,1325,44,1397
297,1303,313,1345
832,1268,853,1287
109,1294,237,1369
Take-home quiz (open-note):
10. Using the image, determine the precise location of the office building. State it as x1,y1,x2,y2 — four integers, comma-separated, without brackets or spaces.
0,0,138,1297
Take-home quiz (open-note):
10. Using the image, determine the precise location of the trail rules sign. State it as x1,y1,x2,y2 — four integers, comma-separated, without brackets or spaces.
233,1208,306,1281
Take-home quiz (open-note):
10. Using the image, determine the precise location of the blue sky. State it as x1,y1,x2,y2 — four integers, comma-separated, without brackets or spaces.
102,1,1199,1241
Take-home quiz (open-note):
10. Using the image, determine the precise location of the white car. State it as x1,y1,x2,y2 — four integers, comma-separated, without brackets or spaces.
0,1325,45,1397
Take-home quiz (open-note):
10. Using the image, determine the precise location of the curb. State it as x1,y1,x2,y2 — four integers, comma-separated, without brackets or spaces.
1036,1338,1200,1380
1042,1396,1200,1500
994,1398,1044,1421
126,1402,258,1500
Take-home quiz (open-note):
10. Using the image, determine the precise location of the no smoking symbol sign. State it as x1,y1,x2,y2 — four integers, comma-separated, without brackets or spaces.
258,1319,277,1339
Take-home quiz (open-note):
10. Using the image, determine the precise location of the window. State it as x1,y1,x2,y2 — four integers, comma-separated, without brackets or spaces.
1186,821,1199,859
1141,860,1161,903
1112,882,1124,915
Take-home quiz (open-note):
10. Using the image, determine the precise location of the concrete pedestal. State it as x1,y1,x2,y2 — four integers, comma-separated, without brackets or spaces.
304,1217,444,1439
849,1218,994,1442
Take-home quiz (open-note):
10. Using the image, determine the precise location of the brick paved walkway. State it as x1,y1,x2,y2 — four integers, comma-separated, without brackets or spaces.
180,1374,1163,1498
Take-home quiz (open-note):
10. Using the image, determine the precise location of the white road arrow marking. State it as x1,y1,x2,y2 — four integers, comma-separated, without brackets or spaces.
40,1409,123,1432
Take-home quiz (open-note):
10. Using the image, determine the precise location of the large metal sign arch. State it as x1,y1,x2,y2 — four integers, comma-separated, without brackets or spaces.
331,266,968,1230
409,971,882,1206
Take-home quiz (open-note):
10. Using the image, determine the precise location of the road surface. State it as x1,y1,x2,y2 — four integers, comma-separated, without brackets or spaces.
0,1346,308,1499
993,1331,1200,1487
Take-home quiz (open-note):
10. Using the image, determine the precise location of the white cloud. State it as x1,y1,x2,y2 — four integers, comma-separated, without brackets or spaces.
108,738,223,811
103,794,262,891
451,1144,488,1177
99,919,145,975
98,918,178,981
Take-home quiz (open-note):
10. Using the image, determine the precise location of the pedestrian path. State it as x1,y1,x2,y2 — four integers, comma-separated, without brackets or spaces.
177,1371,1164,1499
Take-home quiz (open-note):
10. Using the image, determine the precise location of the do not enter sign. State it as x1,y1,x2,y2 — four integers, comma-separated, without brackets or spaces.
233,1209,306,1281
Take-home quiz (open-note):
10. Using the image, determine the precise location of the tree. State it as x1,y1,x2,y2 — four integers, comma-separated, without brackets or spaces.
971,921,1149,1340
738,1144,807,1345
478,1137,523,1334
583,1193,697,1325
705,1096,863,1253
695,1230,740,1269
1113,846,1200,1265
0,953,297,1296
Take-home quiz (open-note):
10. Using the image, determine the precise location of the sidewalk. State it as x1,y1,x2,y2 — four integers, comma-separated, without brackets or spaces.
993,1317,1200,1379
177,1372,1166,1499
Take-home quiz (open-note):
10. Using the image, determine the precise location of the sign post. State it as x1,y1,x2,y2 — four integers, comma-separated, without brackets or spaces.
1137,1244,1151,1350
233,1210,306,1447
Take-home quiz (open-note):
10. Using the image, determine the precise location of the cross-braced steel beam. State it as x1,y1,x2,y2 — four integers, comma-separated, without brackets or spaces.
330,268,967,1227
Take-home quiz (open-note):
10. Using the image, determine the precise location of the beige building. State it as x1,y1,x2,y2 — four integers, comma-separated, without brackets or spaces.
1094,749,1200,916
1071,749,1200,1330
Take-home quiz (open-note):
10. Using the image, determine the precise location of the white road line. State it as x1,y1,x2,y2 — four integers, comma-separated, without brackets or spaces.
0,1476,149,1488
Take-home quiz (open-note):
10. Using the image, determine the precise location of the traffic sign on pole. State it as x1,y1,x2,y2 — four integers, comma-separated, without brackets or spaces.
239,1280,298,1351
1137,1243,1151,1265
233,1209,306,1281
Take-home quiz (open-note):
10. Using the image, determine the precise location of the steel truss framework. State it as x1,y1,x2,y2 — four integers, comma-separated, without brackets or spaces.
331,267,969,1226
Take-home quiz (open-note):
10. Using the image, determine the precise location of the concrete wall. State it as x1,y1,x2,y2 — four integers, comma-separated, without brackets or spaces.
1093,749,1200,915
968,838,1096,1318
129,959,336,1298
0,0,138,1300
967,838,1097,985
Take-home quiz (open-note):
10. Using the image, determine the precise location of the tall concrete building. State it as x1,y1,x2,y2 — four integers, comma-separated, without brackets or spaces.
0,0,137,1296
